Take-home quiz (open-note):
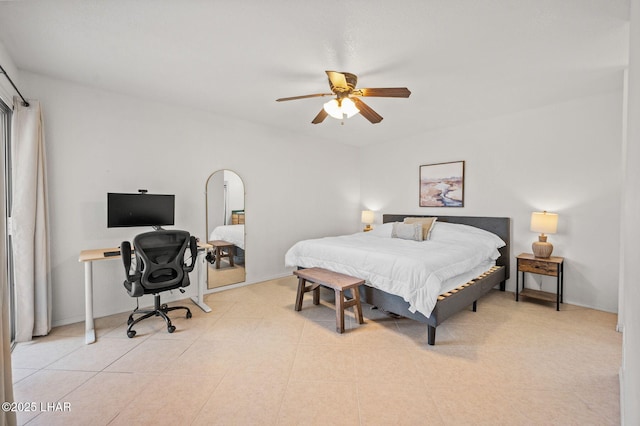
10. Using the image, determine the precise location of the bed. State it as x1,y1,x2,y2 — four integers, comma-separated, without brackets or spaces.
209,224,245,264
285,214,510,345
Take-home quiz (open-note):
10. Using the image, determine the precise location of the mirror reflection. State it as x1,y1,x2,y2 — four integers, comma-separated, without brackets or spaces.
205,170,245,288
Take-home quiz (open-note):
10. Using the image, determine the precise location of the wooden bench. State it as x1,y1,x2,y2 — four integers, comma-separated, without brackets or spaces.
293,267,365,333
209,240,235,269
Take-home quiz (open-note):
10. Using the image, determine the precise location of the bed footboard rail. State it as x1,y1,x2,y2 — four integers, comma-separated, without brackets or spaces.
359,264,507,345
431,265,505,325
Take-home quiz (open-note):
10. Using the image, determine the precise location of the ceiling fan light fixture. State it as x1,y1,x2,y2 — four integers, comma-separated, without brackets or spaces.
341,97,360,118
323,98,360,120
277,70,410,124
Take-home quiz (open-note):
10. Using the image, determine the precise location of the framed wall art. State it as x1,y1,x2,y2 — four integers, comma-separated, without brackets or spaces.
419,161,465,207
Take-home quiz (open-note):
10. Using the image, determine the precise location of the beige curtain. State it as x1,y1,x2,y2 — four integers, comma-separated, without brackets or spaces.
1,98,16,426
11,97,51,342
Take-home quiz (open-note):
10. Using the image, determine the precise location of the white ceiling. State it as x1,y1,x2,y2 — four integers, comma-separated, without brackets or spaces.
0,0,630,147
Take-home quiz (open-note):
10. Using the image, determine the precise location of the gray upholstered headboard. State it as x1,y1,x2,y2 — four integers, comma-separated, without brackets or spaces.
382,214,511,280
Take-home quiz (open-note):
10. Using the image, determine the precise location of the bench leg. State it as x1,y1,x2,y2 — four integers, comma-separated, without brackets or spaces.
228,246,234,267
352,288,364,325
215,247,221,269
295,277,306,311
295,278,321,311
335,289,345,333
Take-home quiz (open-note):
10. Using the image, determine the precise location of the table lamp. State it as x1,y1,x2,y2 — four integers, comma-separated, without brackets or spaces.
530,211,558,258
361,210,374,232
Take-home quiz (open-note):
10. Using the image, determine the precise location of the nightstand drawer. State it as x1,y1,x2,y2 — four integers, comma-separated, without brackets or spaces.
518,259,558,276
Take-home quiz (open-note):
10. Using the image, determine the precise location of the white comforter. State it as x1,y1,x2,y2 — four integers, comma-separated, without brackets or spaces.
209,224,245,249
285,222,505,318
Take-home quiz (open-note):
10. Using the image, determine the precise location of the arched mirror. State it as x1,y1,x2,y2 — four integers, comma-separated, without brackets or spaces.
205,170,245,288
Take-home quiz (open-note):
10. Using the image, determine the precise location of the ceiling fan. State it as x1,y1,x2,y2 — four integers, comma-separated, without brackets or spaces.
276,71,411,124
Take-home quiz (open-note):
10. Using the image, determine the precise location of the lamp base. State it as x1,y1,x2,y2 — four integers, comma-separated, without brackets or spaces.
363,224,372,232
532,239,554,258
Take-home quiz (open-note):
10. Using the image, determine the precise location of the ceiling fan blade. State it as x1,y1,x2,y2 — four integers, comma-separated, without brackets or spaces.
311,109,328,124
325,71,350,92
354,87,411,98
352,98,383,124
276,93,333,102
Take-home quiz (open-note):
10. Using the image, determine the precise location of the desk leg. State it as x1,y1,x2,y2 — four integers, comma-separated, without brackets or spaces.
515,261,520,301
556,273,560,311
556,268,562,311
560,263,564,303
84,261,96,344
190,249,212,313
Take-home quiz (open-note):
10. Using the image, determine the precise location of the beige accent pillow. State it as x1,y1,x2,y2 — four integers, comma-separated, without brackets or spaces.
404,217,438,240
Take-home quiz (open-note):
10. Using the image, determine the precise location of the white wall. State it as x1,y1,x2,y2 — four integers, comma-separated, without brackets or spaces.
0,41,19,106
21,71,361,325
361,90,623,313
621,0,640,423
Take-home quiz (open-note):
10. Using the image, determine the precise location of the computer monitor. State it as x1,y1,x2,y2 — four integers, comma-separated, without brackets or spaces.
107,192,175,229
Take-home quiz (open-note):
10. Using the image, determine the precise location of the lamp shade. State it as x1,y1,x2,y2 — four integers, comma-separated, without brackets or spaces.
323,98,360,119
361,210,374,224
530,211,558,234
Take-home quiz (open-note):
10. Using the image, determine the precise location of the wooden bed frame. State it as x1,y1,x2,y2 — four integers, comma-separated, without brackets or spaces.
358,214,511,345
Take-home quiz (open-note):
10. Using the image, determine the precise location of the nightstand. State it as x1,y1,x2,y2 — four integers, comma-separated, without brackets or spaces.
515,253,564,310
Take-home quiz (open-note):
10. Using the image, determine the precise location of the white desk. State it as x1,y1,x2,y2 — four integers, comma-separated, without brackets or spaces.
78,241,212,344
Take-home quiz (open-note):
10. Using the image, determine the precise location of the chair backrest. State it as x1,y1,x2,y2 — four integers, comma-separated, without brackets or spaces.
133,230,192,291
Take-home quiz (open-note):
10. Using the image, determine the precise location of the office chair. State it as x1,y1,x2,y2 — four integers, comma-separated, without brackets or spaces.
121,230,198,338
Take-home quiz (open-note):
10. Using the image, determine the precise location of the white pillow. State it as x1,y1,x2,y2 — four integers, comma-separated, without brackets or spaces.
366,222,395,237
430,221,506,248
391,222,424,241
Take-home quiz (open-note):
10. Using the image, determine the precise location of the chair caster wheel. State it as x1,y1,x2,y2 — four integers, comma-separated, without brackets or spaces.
161,304,168,310
168,325,176,333
186,311,192,319
127,330,136,338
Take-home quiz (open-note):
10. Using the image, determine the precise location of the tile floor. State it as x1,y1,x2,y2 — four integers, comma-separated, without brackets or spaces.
11,276,622,425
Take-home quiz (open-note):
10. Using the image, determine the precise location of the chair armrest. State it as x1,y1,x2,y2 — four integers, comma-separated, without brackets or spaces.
121,241,141,283
183,236,198,273
121,241,132,274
